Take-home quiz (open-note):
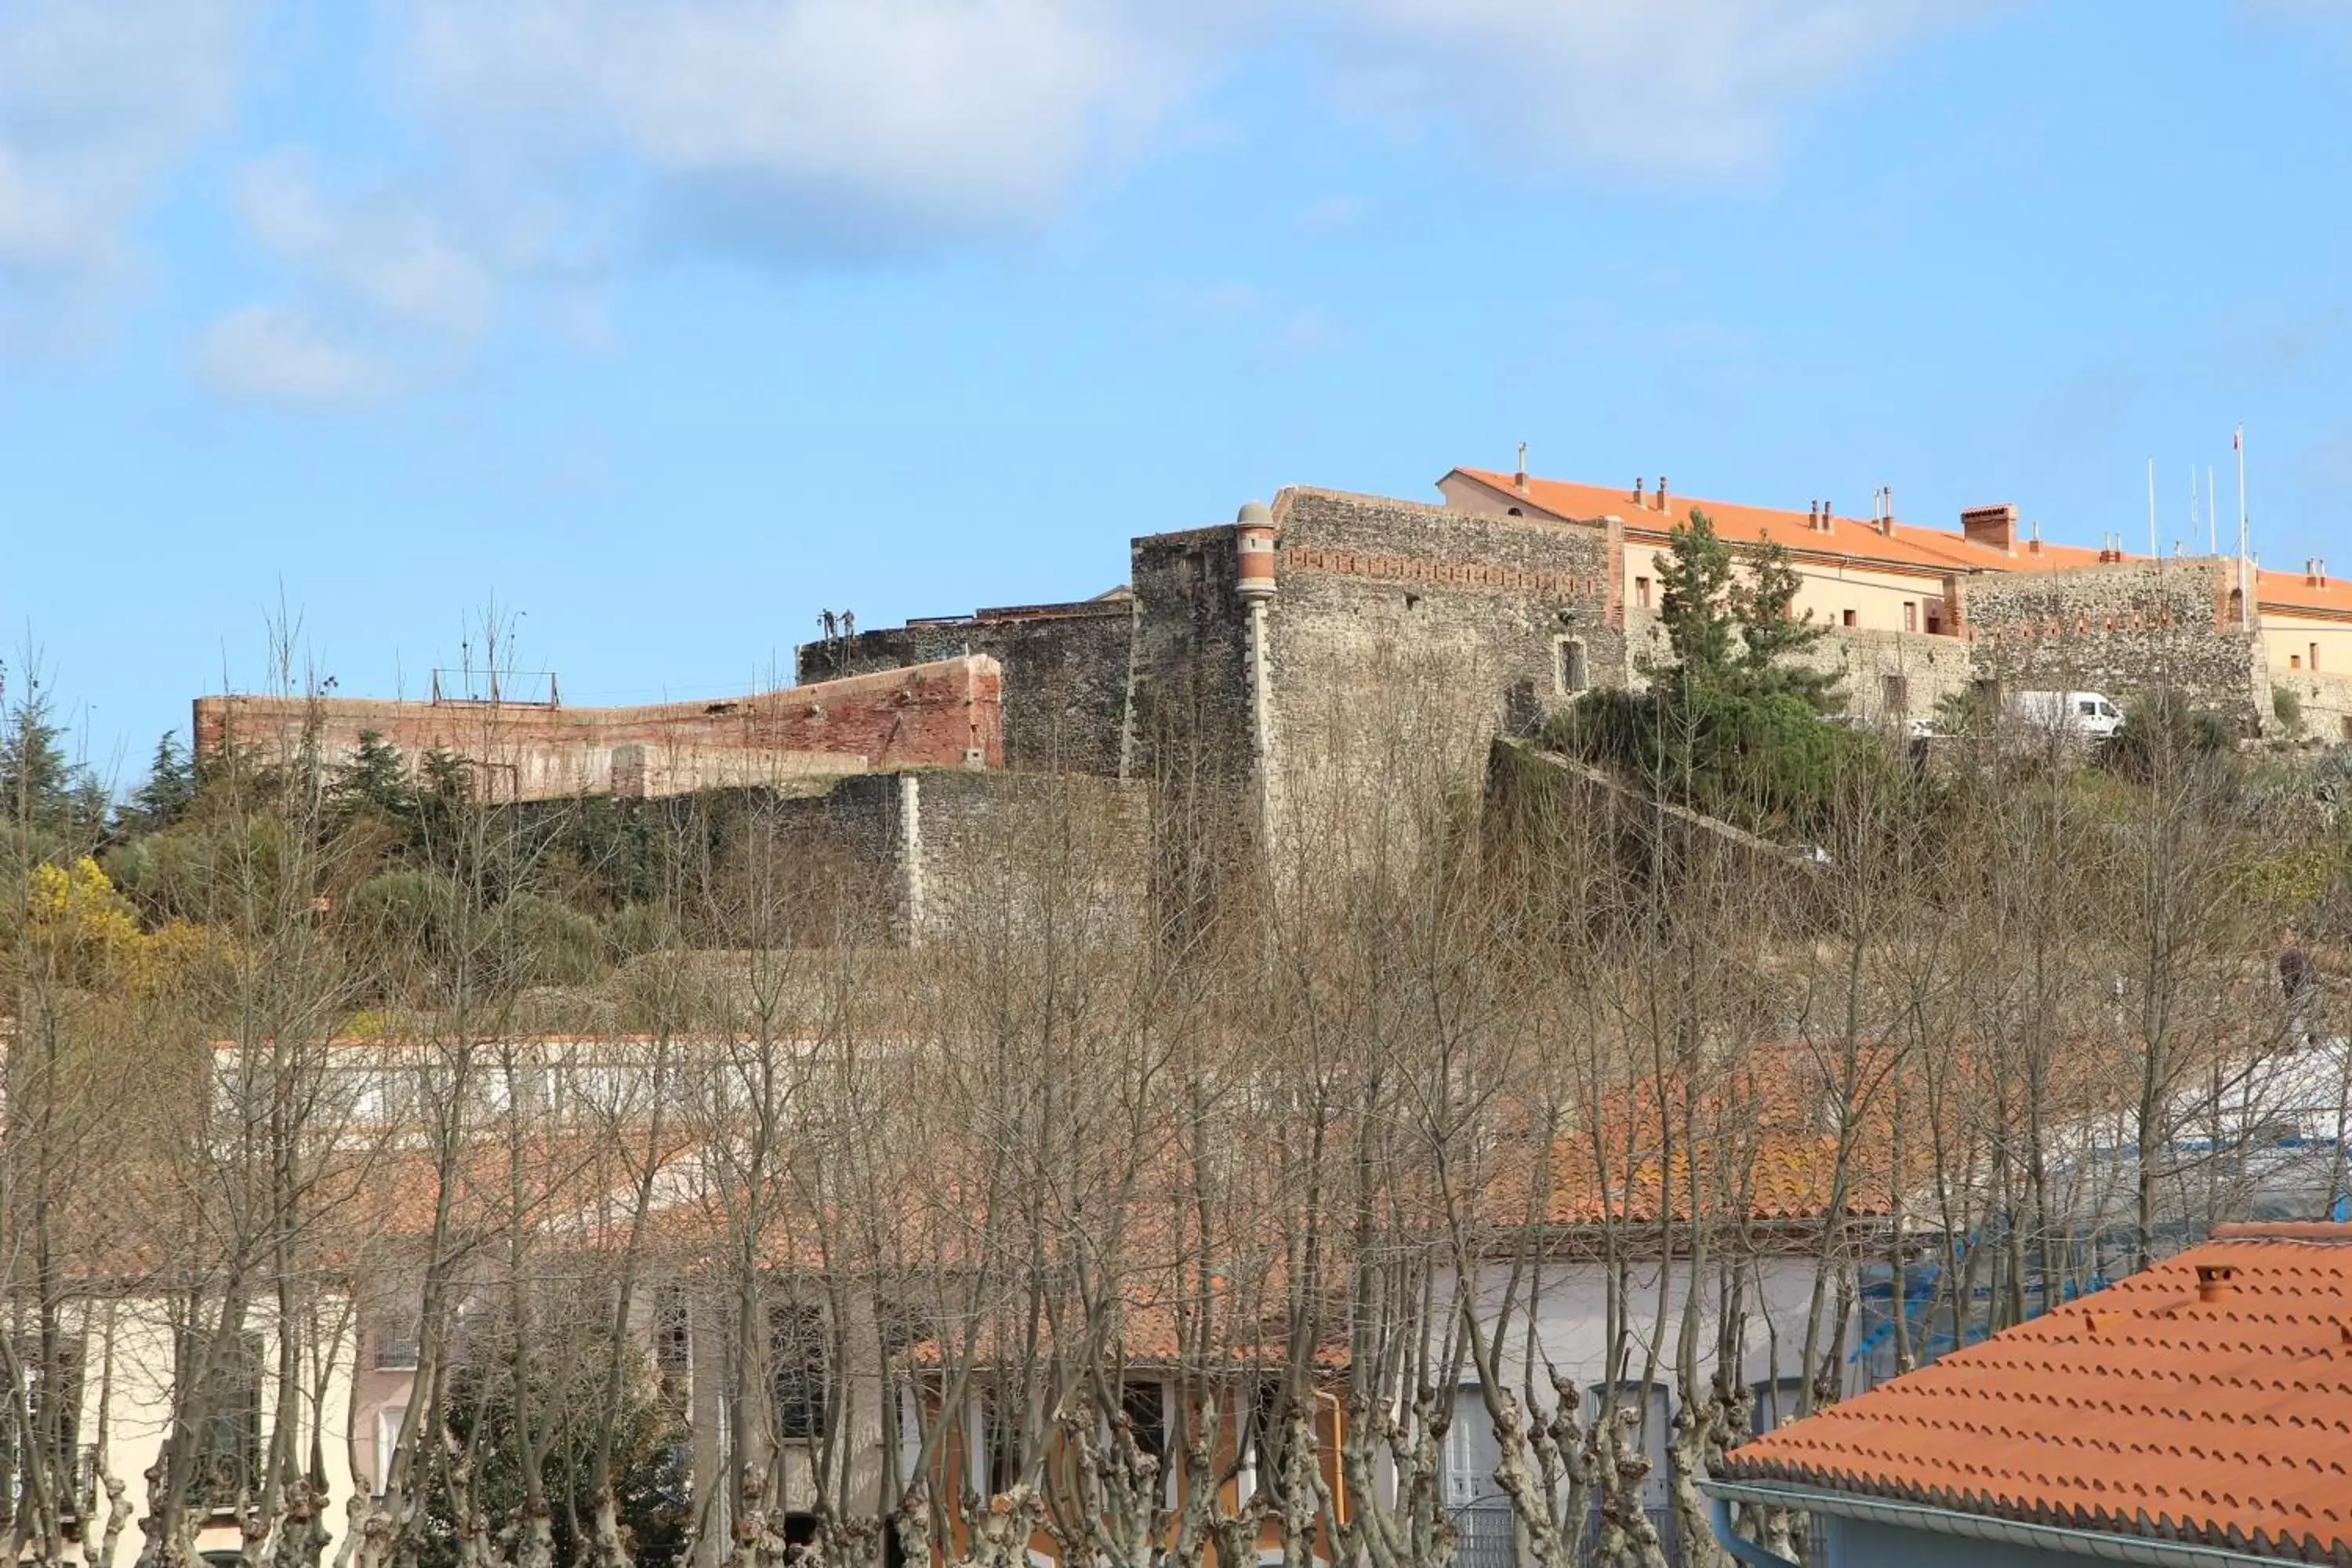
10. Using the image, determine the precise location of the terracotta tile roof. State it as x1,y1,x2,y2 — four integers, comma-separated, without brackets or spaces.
1450,468,2022,575
2257,564,2352,622
1488,1044,1908,1229
1717,1222,2352,1563
1446,470,2352,615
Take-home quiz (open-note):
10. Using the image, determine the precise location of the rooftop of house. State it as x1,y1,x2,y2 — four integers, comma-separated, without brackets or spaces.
1446,468,2350,619
1715,1221,2352,1563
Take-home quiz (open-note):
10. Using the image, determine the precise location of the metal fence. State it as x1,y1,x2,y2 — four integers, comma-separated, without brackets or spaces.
1454,1501,1682,1568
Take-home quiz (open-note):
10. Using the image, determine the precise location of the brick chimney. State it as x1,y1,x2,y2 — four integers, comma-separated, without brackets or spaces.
1634,477,1646,507
2308,558,2328,589
1656,474,1669,514
1961,503,2017,553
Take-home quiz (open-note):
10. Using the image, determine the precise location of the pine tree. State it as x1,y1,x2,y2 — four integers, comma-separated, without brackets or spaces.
1,670,99,844
328,729,416,825
119,731,198,834
1730,537,1840,712
1653,510,1739,692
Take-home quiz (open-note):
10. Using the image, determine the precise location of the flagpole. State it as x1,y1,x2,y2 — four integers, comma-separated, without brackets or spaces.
2236,426,2250,629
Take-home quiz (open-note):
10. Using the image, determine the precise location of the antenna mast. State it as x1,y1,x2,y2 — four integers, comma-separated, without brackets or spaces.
2235,426,2250,629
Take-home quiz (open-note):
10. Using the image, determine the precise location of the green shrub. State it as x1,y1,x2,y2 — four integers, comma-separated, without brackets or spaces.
2274,684,2304,736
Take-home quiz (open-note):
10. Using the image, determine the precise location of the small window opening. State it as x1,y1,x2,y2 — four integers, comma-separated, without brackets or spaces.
983,1394,1022,1497
1404,593,1423,612
2292,654,2303,670
1634,576,1652,608
1555,637,1588,695
1902,601,1918,633
2311,643,2321,672
769,1304,828,1441
1121,1381,1169,1465
1842,609,1858,628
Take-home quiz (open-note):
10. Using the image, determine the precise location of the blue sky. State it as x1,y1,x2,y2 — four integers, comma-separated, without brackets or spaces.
5,0,2350,783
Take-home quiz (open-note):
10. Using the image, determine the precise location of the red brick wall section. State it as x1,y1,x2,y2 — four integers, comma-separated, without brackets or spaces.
191,656,1003,801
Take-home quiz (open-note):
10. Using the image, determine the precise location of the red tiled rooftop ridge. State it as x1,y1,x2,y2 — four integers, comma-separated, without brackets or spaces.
1447,468,2352,619
1719,1223,2352,1563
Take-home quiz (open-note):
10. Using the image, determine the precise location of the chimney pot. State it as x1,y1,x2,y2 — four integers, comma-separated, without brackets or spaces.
2194,1262,2239,1304
1514,441,1528,491
1656,474,1669,514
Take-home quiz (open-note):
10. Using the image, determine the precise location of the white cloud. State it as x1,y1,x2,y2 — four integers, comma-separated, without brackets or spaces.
372,0,1981,278
0,0,249,343
1313,0,1984,175
194,306,397,407
391,0,1240,260
234,151,496,337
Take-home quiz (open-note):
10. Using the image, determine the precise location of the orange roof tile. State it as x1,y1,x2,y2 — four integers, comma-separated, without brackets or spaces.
2256,564,2352,622
1717,1222,2352,1563
1489,1044,1908,1230
1446,470,2352,615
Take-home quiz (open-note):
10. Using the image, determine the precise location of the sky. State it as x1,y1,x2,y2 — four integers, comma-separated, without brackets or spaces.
5,0,2351,786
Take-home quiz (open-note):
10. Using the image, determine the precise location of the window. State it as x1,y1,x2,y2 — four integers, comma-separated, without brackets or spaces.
1634,575,1652,609
1443,1386,1502,1508
1249,1381,1292,1501
1120,1381,1168,1465
2312,643,2322,673
1749,1377,1807,1437
1554,637,1588,695
982,1393,1022,1497
1902,601,1917,633
1842,608,1858,628
768,1305,828,1442
2292,654,2303,670
376,1406,408,1494
1584,1383,1671,1510
2,1333,89,1518
655,1287,692,1386
182,1328,264,1512
2077,699,2097,716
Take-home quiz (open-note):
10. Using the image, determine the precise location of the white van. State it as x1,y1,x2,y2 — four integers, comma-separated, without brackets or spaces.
2011,690,2125,740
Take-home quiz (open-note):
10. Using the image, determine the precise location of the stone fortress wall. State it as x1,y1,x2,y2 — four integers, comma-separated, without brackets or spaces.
193,656,1002,803
1964,557,2267,730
